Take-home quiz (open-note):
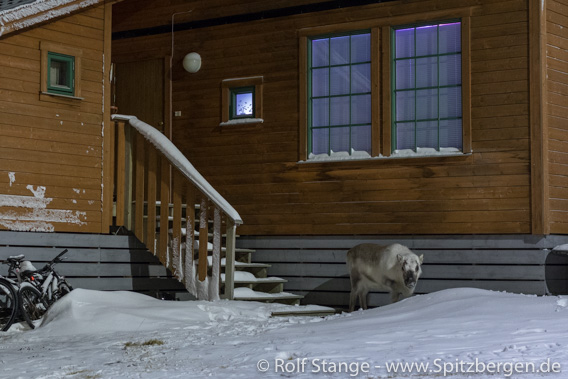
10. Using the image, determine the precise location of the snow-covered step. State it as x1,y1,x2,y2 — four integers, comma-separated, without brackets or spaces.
207,256,270,269
221,271,286,284
233,287,303,305
270,305,337,318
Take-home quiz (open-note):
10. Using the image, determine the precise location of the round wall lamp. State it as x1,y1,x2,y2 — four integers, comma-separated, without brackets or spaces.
183,52,202,73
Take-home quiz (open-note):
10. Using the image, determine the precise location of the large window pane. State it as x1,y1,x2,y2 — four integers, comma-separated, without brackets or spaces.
440,119,462,150
351,125,372,154
439,22,461,54
330,66,349,96
330,96,349,126
439,55,461,86
312,68,329,97
330,127,350,153
396,122,415,150
416,25,437,56
312,98,329,127
416,89,438,120
417,121,438,149
312,128,329,155
396,91,415,122
416,57,437,88
395,28,414,58
351,94,371,124
330,36,349,65
439,87,461,119
351,34,371,63
312,38,329,67
396,59,414,90
351,63,371,93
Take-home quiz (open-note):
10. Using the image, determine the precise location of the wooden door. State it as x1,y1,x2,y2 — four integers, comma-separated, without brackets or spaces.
114,59,165,133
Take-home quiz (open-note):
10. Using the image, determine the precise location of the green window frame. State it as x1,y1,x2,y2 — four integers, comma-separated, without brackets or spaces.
307,30,372,157
391,20,462,152
47,52,75,96
230,86,255,119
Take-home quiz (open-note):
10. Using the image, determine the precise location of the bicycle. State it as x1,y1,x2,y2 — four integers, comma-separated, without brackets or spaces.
21,249,73,309
3,255,49,330
0,276,18,331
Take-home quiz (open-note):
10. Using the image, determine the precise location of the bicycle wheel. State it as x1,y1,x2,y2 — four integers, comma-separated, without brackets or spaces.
0,278,18,332
19,283,48,329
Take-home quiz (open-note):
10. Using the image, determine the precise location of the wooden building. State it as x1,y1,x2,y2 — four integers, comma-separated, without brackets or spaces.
1,0,567,308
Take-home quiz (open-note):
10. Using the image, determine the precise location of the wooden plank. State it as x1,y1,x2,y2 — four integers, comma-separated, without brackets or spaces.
198,198,209,282
224,218,236,300
530,0,550,234
298,36,307,161
115,121,126,226
134,133,145,240
146,146,157,253
159,156,170,265
172,170,182,278
211,206,222,298
101,2,113,233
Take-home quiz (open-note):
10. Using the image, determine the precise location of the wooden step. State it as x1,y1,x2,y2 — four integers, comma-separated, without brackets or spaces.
221,272,286,285
270,306,337,317
233,287,303,305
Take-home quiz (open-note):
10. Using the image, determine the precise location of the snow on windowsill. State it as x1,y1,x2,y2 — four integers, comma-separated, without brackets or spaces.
219,118,264,127
299,147,467,164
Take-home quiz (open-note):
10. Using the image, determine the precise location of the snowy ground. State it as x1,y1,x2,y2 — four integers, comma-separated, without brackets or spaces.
1,288,567,378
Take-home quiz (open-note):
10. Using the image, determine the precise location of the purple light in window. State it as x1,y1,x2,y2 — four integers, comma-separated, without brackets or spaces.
440,22,461,27
416,25,437,30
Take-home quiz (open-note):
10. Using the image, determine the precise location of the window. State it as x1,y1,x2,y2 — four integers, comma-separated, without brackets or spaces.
300,15,470,162
392,21,462,152
308,31,372,157
221,76,263,126
47,52,74,96
40,42,83,101
230,86,255,119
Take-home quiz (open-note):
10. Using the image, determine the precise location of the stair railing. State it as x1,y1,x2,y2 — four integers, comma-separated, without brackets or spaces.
110,115,242,300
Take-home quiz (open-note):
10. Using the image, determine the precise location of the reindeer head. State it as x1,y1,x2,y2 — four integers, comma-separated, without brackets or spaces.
397,253,423,290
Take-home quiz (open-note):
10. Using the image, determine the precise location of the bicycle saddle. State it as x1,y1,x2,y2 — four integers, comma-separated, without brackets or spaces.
6,255,25,263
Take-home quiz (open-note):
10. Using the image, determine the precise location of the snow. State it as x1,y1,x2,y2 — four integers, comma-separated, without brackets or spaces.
301,147,465,163
0,0,101,37
112,115,242,225
220,118,264,126
1,288,568,378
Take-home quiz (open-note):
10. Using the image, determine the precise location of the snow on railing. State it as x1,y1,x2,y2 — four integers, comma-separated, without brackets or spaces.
110,115,239,300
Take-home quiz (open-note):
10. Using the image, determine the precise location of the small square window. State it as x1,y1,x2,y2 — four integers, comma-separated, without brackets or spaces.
231,87,255,119
47,52,74,96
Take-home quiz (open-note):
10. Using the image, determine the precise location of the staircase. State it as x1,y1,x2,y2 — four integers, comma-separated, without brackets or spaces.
110,115,334,316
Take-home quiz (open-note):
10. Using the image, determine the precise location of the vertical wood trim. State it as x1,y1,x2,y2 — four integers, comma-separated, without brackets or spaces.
461,16,472,154
172,171,182,278
529,0,549,235
299,35,308,161
224,218,236,300
184,186,196,287
164,55,173,141
211,207,222,300
221,86,230,123
159,157,170,264
198,198,209,282
146,146,157,253
108,120,116,226
124,125,133,230
115,121,126,226
134,133,145,241
381,26,392,156
371,27,381,156
255,81,263,119
101,3,113,232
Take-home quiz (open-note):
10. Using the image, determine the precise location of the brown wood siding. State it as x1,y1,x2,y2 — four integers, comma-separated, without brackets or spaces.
547,0,568,234
0,6,109,233
113,0,533,236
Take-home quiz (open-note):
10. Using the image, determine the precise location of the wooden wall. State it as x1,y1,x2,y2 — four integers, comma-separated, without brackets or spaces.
0,6,110,233
547,0,568,234
113,0,538,236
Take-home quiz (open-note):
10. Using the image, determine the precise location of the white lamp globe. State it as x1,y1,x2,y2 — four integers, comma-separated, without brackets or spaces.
183,52,202,73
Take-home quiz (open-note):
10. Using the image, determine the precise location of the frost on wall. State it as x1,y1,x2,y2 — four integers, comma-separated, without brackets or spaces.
0,178,86,232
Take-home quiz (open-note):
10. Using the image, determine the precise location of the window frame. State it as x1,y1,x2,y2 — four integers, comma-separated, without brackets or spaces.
47,52,75,96
306,30,375,158
221,76,263,127
299,12,471,162
390,19,464,153
230,86,256,119
40,41,83,101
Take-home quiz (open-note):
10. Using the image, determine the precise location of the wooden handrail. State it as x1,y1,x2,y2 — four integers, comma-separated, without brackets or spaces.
109,115,239,300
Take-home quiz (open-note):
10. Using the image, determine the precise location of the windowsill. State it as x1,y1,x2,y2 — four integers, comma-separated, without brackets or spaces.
219,118,264,126
40,91,84,101
298,148,470,164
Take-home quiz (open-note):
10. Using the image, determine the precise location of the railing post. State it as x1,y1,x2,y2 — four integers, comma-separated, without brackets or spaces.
223,218,236,300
